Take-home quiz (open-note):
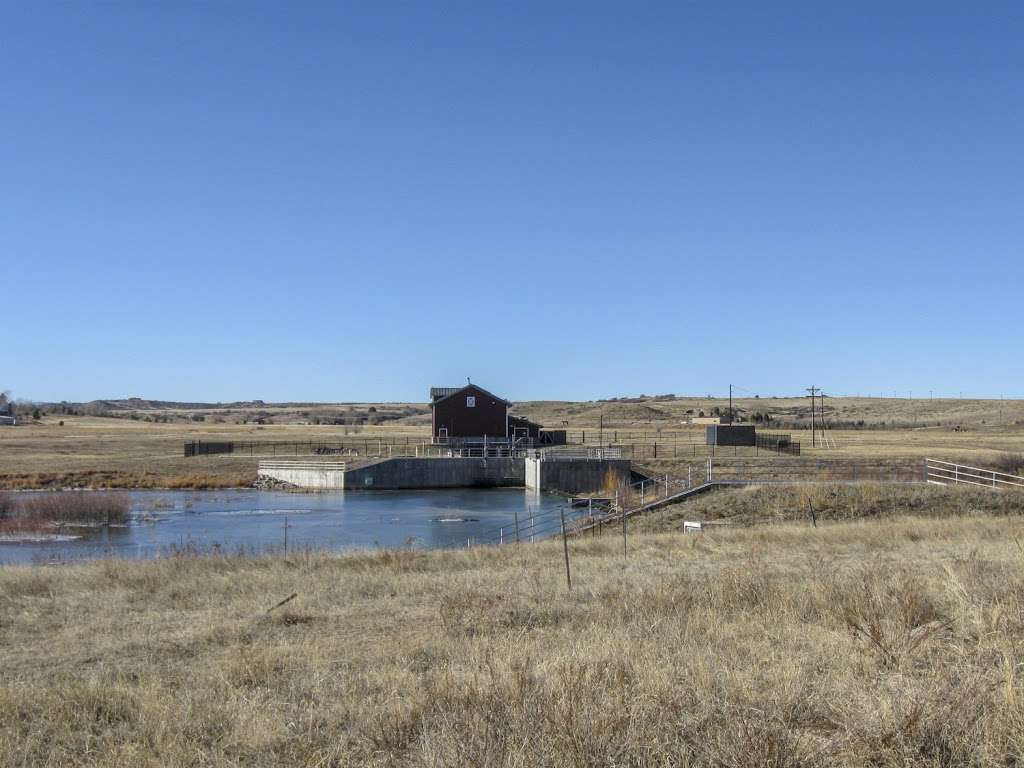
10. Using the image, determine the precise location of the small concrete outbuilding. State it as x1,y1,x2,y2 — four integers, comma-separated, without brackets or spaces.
706,424,756,447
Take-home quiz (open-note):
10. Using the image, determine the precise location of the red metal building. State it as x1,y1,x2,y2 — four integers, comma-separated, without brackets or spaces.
430,384,510,442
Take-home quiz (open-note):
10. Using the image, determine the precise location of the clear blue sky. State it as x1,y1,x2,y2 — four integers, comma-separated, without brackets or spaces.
3,2,1022,403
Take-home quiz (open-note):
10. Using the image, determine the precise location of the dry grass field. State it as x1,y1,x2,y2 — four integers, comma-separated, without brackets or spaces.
4,507,1024,766
633,483,1024,533
0,416,427,489
2,396,1023,489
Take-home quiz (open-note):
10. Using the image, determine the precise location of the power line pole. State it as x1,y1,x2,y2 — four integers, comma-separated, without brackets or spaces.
806,386,819,448
729,383,733,424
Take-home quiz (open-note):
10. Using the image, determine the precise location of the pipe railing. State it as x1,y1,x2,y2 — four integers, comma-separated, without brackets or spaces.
925,459,1024,490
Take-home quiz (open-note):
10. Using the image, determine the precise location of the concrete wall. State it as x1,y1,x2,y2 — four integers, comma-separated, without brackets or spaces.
536,459,633,495
343,457,525,490
260,467,345,490
260,456,633,494
524,456,541,491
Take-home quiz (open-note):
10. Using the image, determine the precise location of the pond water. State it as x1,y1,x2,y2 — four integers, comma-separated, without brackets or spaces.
0,488,569,565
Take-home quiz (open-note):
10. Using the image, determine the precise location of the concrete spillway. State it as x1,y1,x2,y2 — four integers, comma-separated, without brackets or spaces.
259,456,632,494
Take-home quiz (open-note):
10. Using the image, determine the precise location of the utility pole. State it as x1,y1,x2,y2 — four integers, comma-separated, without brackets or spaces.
806,386,819,448
728,384,733,424
599,413,604,447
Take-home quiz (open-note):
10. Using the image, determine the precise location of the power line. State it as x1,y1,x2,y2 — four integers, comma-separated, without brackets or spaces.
805,385,820,448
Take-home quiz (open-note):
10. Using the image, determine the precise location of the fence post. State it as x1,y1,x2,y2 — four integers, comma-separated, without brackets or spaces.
707,457,712,483
560,507,572,591
622,501,627,559
514,510,520,544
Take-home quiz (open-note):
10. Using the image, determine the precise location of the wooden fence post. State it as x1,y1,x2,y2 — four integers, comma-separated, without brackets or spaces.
560,507,572,591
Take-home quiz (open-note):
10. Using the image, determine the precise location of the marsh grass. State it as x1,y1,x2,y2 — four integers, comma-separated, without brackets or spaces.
3,514,1024,766
0,492,130,535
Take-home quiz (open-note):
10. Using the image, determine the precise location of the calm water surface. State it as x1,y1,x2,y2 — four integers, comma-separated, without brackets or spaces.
0,488,567,564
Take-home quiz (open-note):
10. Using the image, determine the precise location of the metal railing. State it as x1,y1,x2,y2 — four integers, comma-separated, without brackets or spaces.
536,447,624,460
475,463,710,546
703,458,924,484
257,461,347,473
925,459,1024,491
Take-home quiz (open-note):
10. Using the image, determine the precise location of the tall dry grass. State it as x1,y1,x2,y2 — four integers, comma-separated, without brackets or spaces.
0,492,129,534
3,515,1024,765
635,482,1024,532
993,452,1024,476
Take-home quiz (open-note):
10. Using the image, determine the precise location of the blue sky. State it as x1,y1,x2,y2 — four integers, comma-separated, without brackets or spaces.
3,2,1022,402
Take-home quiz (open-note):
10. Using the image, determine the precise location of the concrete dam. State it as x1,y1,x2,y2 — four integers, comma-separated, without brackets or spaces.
257,455,633,495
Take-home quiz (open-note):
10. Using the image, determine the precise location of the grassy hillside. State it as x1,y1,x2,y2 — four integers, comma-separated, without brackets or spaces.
515,394,1024,430
4,515,1024,766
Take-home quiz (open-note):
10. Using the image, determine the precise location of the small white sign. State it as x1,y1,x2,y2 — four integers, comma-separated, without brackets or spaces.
466,396,476,408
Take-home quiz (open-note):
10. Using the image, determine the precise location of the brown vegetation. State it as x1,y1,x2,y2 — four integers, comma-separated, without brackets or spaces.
634,482,1024,532
0,469,257,491
3,514,1024,765
0,492,130,535
993,452,1024,476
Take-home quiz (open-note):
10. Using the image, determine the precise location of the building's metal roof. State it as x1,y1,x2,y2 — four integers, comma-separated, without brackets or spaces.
508,414,542,428
430,384,510,406
430,387,461,401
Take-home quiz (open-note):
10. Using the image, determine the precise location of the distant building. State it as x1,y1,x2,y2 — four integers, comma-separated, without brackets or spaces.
706,424,756,447
0,399,15,426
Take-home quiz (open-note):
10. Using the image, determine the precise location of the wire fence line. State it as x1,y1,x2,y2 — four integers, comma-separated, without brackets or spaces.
184,435,799,460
